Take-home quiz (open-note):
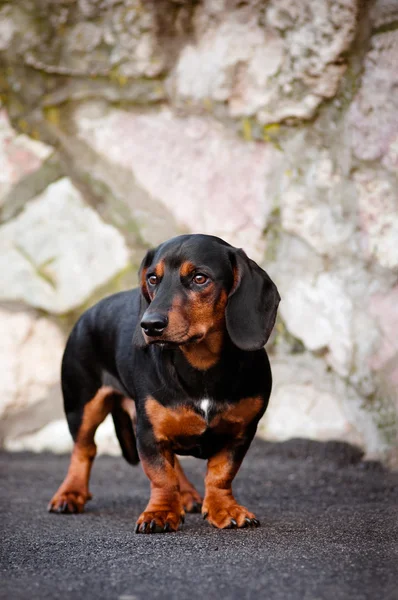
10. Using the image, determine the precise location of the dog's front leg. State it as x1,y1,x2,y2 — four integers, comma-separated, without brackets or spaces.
135,431,184,534
202,433,260,529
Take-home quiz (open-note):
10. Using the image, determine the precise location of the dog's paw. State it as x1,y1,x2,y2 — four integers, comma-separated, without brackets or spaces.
135,509,184,534
202,502,260,529
181,489,203,514
48,490,91,514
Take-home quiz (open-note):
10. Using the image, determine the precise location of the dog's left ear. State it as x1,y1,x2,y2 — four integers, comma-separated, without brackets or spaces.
226,249,280,351
132,247,155,347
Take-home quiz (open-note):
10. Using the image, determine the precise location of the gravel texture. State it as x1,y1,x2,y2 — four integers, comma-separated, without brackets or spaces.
1,438,397,600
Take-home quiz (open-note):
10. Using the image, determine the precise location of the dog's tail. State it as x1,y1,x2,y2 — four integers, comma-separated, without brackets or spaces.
111,401,140,465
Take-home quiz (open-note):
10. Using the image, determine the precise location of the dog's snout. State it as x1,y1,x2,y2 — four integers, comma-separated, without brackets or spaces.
141,312,169,337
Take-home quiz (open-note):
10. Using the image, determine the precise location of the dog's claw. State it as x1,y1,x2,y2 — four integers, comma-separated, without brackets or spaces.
230,519,237,529
135,523,140,533
150,519,157,533
203,512,208,520
252,518,260,527
164,522,171,532
57,501,67,513
140,521,148,533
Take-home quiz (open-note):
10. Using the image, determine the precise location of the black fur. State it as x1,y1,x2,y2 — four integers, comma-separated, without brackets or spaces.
60,234,280,489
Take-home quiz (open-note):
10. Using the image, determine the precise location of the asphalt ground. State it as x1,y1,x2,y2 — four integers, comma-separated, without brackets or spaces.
1,438,397,600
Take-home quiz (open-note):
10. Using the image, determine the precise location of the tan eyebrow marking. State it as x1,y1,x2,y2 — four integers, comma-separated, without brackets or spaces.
180,261,196,277
154,259,165,278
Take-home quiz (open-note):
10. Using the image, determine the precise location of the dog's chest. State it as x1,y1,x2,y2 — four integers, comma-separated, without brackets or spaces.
145,395,262,450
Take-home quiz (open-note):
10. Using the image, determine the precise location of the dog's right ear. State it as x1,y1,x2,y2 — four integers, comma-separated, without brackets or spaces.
138,248,156,304
132,248,155,347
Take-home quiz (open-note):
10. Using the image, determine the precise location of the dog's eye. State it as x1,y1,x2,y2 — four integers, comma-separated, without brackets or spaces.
147,275,158,286
193,274,208,285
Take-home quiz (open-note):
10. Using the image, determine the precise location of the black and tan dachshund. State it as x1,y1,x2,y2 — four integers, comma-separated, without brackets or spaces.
49,234,280,533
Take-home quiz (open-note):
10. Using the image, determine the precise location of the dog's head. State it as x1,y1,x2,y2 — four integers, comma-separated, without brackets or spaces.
133,234,280,357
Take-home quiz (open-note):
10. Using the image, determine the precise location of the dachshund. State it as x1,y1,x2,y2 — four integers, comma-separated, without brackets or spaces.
48,234,280,533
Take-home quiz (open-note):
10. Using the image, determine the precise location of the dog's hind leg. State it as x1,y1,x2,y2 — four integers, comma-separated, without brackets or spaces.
48,385,118,514
174,457,202,513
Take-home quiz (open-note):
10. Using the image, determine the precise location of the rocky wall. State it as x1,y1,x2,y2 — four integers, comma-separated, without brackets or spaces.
0,0,397,464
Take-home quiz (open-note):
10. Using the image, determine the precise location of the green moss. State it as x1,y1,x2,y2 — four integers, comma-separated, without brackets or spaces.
108,67,129,87
270,317,306,355
13,244,57,290
77,171,147,249
0,152,64,222
262,123,283,150
361,391,398,448
203,97,213,112
241,117,253,141
43,106,60,127
263,202,282,263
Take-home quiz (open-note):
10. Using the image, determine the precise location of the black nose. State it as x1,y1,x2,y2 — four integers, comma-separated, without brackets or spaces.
141,313,169,337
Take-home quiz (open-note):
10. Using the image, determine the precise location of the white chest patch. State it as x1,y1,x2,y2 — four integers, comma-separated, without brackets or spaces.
200,398,211,420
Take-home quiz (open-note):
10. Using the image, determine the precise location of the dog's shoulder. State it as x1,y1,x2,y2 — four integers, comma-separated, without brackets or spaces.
79,288,141,330
65,288,142,359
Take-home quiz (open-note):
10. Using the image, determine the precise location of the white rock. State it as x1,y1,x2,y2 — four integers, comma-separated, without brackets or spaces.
278,145,357,256
5,420,73,454
279,272,354,377
0,6,16,50
172,15,284,117
4,414,121,456
0,308,65,419
269,232,386,396
259,355,387,458
263,384,352,442
0,177,130,313
280,185,355,256
170,0,358,123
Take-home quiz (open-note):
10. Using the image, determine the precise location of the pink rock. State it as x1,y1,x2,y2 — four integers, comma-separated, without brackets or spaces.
0,110,52,204
75,106,277,259
347,31,398,170
369,286,398,373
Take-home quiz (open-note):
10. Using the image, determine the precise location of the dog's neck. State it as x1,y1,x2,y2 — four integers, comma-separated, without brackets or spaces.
180,330,224,371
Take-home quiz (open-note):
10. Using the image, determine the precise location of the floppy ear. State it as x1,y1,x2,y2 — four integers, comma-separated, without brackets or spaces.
132,248,155,347
138,247,155,304
225,249,280,351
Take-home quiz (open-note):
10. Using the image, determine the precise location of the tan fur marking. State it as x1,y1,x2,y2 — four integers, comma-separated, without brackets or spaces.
181,289,228,370
203,447,257,528
155,259,165,279
121,397,136,422
174,456,203,511
48,386,117,513
180,261,195,277
181,330,224,370
146,396,206,442
137,449,183,532
165,295,190,339
210,396,263,436
202,396,262,529
146,395,263,445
